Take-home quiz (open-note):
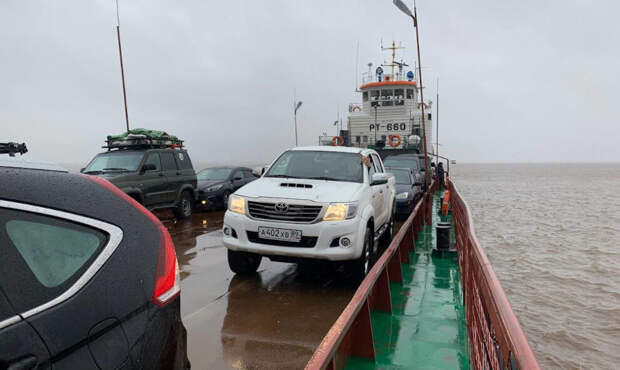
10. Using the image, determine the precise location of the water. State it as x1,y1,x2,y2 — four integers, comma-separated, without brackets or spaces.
451,163,620,369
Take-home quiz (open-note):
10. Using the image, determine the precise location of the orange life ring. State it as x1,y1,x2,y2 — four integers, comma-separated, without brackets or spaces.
352,105,361,112
331,136,344,146
388,135,401,147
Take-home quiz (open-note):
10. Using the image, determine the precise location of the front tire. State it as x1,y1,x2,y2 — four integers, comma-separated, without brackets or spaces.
346,226,373,283
379,202,395,248
174,191,193,220
227,249,261,275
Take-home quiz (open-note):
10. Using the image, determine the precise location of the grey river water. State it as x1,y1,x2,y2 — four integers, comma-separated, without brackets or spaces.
451,163,620,369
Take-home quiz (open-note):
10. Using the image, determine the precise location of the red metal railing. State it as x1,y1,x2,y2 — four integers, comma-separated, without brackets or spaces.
450,181,539,370
305,181,539,370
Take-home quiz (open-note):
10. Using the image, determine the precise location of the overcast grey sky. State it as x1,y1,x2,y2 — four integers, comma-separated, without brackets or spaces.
2,0,618,164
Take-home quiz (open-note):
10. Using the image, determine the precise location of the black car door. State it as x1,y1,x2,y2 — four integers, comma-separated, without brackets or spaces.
141,152,168,206
0,205,130,369
161,151,181,203
0,290,51,370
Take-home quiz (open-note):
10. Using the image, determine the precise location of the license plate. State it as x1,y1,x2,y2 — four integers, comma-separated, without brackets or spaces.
257,226,302,242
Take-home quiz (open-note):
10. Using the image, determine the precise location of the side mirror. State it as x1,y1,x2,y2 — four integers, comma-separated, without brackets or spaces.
371,173,388,186
141,163,156,173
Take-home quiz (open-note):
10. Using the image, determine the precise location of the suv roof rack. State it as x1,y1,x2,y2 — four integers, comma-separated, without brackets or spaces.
0,142,28,157
103,133,184,151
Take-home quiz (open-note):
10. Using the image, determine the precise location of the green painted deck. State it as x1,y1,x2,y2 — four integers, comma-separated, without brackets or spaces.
346,191,469,370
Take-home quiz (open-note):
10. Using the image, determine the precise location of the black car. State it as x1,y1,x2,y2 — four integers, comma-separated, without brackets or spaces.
386,167,422,215
383,154,426,190
0,163,189,369
196,166,257,209
82,146,198,219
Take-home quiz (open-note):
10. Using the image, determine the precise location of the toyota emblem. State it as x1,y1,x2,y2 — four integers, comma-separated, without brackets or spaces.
274,202,288,213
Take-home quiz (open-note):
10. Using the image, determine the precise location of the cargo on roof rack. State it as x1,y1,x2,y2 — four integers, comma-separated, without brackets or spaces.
103,128,184,150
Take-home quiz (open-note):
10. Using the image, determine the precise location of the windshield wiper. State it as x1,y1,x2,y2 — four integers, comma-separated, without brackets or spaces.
264,174,303,179
101,167,130,172
305,176,346,181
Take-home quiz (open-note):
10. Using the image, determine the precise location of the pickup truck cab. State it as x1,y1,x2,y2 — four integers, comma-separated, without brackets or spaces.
222,146,396,280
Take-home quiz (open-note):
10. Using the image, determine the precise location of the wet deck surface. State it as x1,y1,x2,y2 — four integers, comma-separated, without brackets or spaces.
345,192,469,369
158,209,381,369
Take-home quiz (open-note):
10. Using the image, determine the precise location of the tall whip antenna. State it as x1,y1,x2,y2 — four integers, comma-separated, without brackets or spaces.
116,0,130,132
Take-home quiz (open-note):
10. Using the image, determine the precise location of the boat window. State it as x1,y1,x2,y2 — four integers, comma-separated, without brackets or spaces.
355,136,361,143
371,90,380,101
362,91,368,102
363,136,368,143
407,89,414,99
381,90,393,106
395,89,405,106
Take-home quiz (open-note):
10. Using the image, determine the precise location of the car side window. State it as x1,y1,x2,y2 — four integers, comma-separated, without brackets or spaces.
243,170,255,178
144,153,161,171
233,170,243,180
371,154,384,172
0,208,107,312
368,156,377,180
160,152,178,171
176,151,193,170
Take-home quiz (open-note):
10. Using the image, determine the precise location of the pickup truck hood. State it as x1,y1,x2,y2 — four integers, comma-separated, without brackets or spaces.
235,177,364,203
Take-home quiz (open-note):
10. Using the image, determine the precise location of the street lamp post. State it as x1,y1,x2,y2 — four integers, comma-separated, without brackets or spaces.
294,100,303,146
393,0,430,190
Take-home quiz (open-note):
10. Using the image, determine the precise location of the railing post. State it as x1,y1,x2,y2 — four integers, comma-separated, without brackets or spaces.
370,269,392,312
350,299,376,360
389,248,404,283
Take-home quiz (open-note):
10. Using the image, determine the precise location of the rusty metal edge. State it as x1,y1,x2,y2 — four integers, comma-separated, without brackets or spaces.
305,193,427,370
451,182,540,369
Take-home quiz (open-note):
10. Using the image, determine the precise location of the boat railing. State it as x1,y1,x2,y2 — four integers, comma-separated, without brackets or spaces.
450,181,539,370
305,180,539,369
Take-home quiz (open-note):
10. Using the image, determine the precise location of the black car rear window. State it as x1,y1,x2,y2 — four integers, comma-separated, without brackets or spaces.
0,208,107,312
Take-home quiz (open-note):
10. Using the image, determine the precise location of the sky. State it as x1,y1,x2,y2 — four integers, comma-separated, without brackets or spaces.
1,0,619,165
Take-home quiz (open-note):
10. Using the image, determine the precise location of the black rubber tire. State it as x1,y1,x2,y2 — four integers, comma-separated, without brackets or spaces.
379,202,396,248
346,226,373,283
221,191,231,210
174,191,193,220
227,249,261,275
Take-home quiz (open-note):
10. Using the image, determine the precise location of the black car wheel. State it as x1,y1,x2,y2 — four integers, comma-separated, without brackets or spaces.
227,249,261,275
174,191,193,220
346,226,373,283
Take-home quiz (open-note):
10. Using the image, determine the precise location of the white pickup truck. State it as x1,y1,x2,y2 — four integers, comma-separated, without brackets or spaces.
222,146,396,280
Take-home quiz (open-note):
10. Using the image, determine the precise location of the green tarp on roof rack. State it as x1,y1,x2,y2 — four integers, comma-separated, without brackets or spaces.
107,128,179,142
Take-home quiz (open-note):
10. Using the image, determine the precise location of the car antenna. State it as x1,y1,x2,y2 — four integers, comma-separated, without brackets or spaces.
115,0,130,132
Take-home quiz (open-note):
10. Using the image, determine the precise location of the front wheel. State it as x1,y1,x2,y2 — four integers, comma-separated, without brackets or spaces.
345,226,373,283
227,249,261,275
174,191,193,220
379,202,395,248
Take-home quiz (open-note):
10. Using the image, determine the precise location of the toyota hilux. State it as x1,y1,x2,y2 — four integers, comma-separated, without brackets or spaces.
222,146,396,280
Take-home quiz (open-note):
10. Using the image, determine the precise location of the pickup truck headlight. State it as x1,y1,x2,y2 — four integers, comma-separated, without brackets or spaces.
228,195,245,215
206,184,223,192
396,192,409,200
323,202,358,221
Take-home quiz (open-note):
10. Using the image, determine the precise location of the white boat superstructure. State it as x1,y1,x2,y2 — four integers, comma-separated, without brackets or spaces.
344,42,432,151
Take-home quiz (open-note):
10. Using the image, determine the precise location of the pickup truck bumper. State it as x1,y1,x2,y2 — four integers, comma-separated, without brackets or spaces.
222,211,366,262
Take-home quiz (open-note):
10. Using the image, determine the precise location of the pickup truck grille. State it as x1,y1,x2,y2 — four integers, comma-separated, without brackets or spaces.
247,201,322,223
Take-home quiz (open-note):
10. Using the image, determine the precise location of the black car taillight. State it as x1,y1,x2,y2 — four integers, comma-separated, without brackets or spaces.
87,176,181,306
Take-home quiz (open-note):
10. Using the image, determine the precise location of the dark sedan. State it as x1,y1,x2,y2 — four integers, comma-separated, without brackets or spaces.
0,163,189,369
387,167,422,215
196,166,257,210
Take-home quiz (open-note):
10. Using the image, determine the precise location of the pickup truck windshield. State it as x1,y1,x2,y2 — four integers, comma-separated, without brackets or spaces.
266,151,363,183
84,152,143,173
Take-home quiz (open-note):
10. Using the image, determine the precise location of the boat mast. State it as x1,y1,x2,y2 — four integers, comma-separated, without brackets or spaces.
115,0,130,132
413,3,430,189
